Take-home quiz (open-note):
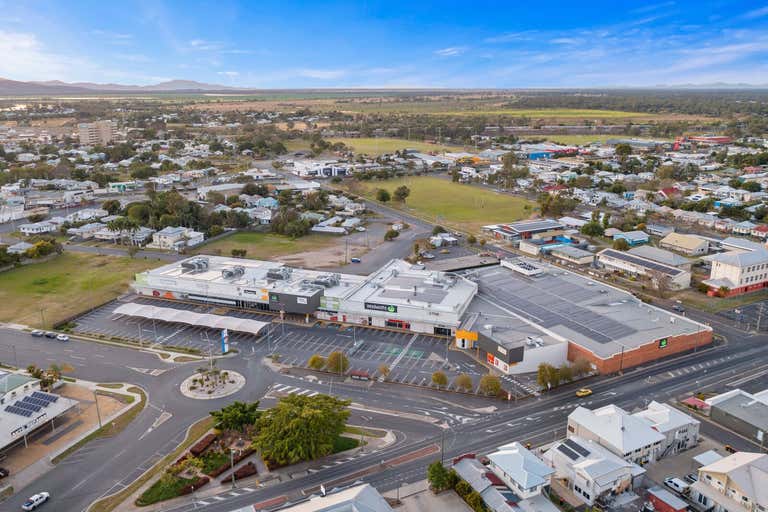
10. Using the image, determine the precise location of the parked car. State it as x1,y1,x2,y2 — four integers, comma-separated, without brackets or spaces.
22,492,49,511
672,304,685,313
56,334,69,342
664,477,690,495
355,226,366,232
420,251,435,259
30,330,44,337
0,467,9,479
44,332,57,339
684,473,699,484
350,257,361,263
725,444,737,453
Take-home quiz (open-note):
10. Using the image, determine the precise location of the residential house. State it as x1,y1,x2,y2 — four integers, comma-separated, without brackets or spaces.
543,436,644,507
67,222,106,239
567,405,665,464
690,452,768,512
147,227,205,251
487,442,555,501
6,241,33,255
65,208,108,223
19,221,55,236
632,401,700,457
612,230,649,247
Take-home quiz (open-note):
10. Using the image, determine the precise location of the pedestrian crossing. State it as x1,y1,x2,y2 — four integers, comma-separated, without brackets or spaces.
269,383,320,397
500,374,540,397
195,487,257,506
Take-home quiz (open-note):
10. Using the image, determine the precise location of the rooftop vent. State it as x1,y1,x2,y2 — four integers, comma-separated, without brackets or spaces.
221,266,245,279
266,267,292,281
181,257,209,273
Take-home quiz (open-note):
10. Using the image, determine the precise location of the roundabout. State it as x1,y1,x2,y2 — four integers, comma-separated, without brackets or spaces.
179,368,246,400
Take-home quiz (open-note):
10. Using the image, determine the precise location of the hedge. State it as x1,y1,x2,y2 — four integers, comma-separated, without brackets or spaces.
190,433,218,457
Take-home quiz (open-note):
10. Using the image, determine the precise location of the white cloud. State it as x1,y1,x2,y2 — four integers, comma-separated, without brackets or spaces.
0,30,88,81
188,39,225,51
434,46,466,57
483,31,537,43
296,68,347,80
550,37,582,45
217,71,240,77
744,6,768,19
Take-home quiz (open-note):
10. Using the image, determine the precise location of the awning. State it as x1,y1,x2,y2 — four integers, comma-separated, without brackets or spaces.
113,303,270,336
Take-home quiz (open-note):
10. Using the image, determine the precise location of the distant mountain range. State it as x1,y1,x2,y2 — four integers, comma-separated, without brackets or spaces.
0,78,236,95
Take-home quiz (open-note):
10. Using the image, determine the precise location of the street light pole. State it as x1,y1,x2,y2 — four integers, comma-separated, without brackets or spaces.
230,449,236,489
93,390,102,428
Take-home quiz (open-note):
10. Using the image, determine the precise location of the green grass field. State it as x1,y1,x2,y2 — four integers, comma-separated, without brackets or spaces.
327,137,456,155
193,231,335,260
0,253,160,327
345,176,535,232
543,134,671,145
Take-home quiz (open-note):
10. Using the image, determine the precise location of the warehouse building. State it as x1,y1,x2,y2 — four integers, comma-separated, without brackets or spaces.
482,219,564,241
597,248,692,289
457,258,710,374
706,388,768,444
659,232,709,256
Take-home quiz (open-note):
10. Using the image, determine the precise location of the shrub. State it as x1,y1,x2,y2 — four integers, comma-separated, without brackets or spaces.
179,476,210,496
455,480,472,498
190,433,217,457
220,462,258,483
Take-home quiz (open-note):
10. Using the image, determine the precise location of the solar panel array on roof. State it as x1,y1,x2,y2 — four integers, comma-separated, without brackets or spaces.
600,249,682,276
5,405,32,417
557,443,580,461
32,391,59,403
23,396,51,408
480,271,632,344
15,400,41,413
563,438,590,457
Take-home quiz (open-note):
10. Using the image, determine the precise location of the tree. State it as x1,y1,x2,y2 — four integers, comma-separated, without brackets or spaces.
378,364,390,380
231,248,247,258
431,371,448,388
432,225,447,235
427,461,450,492
612,238,630,251
466,491,485,511
742,181,762,192
559,364,574,383
393,185,411,202
413,243,420,256
454,373,473,391
384,229,400,241
537,363,555,389
326,351,349,374
478,374,501,396
209,401,261,432
207,191,226,204
253,394,351,466
581,221,604,237
376,189,391,202
101,199,121,215
455,480,472,498
308,354,326,370
572,357,592,377
614,143,632,157
241,182,269,196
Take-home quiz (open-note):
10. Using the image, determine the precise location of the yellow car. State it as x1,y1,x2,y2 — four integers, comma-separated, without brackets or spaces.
576,388,593,398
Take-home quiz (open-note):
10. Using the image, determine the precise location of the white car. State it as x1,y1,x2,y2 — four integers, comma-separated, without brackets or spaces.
22,492,49,511
355,226,366,232
56,334,69,342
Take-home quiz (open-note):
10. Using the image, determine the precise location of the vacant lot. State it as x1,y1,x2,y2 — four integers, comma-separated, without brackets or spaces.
0,253,160,327
194,231,336,260
328,137,456,155
345,176,535,232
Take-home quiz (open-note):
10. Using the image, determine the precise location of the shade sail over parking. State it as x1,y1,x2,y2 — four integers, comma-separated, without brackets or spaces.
113,303,269,336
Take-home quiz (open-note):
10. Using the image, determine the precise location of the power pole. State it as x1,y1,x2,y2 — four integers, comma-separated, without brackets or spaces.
758,303,765,332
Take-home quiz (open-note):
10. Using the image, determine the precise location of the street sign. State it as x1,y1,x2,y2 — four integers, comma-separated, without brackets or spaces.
221,329,229,354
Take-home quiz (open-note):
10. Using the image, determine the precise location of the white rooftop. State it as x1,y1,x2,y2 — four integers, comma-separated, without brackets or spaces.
569,405,665,454
632,401,699,434
488,441,554,489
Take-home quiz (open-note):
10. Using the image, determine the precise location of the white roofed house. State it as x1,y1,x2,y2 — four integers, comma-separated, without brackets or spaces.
631,401,700,458
487,442,555,501
19,221,55,236
690,452,768,512
147,226,205,251
567,405,665,465
543,436,645,507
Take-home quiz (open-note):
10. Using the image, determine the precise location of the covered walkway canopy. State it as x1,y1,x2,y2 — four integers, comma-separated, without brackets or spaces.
113,303,270,336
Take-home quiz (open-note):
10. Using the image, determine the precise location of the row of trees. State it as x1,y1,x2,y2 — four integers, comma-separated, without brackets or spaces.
537,359,592,390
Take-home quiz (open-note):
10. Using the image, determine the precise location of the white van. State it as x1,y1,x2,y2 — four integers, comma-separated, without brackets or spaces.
664,477,690,494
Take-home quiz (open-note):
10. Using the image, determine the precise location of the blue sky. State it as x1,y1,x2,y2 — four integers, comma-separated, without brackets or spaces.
1,0,768,87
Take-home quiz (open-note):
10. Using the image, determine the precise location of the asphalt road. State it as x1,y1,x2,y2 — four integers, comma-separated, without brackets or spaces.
163,328,768,512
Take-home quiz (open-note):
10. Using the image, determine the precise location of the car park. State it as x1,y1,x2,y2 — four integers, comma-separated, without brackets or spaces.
56,334,69,342
22,492,49,511
30,330,44,337
44,332,57,339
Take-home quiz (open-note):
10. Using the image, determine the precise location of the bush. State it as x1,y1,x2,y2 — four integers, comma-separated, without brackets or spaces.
179,476,209,496
220,462,258,484
190,433,217,457
308,354,326,370
455,480,472,498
